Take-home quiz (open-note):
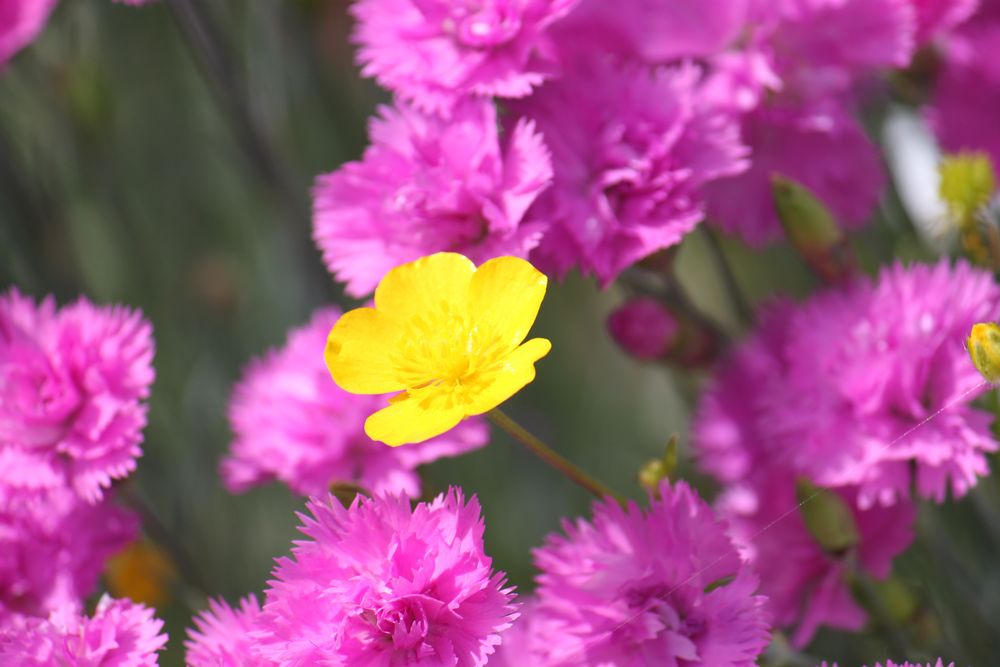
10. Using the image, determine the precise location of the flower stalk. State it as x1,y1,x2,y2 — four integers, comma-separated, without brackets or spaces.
487,408,623,502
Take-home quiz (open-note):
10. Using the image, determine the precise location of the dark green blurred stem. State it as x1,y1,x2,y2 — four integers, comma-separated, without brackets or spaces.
850,567,915,659
0,125,49,290
165,0,307,223
119,483,213,600
701,226,753,326
487,408,623,503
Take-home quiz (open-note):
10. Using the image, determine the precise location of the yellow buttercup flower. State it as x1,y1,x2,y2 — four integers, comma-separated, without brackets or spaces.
968,322,1000,384
325,253,551,446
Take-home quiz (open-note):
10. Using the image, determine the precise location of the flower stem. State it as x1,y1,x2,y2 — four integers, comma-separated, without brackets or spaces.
701,226,754,327
487,408,623,502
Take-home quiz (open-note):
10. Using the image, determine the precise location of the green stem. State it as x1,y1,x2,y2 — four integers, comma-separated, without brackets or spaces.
701,226,754,327
487,409,623,502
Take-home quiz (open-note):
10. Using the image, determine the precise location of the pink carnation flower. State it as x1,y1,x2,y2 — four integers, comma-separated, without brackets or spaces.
313,100,552,297
350,0,578,114
908,0,978,43
761,0,915,97
0,595,167,665
524,481,770,666
0,288,155,502
222,307,487,498
0,0,57,66
518,62,748,284
607,297,680,361
706,98,885,246
928,17,1000,167
254,489,517,666
185,596,263,667
718,471,915,646
767,260,999,506
697,260,999,508
817,661,955,667
0,486,136,619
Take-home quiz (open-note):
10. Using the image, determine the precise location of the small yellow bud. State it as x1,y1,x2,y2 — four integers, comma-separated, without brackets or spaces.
940,152,997,231
638,435,679,495
967,322,1000,384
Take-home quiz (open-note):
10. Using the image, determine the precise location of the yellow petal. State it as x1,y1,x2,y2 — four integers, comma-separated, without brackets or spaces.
469,256,548,349
466,337,552,415
374,253,476,323
364,390,466,446
326,307,406,394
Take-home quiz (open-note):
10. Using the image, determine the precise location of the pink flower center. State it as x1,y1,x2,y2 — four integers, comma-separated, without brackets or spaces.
373,596,433,651
437,3,522,48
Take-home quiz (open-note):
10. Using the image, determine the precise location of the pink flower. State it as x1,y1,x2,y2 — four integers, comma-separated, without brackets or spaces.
928,17,1000,168
762,0,916,97
0,595,167,665
817,661,955,667
606,297,679,361
769,260,999,506
0,0,57,66
313,100,552,297
705,99,885,246
717,470,915,646
0,486,136,619
350,0,579,114
0,288,155,503
524,481,770,666
517,61,748,284
549,0,750,64
697,260,999,508
908,0,977,44
254,489,517,666
185,596,264,667
222,307,487,498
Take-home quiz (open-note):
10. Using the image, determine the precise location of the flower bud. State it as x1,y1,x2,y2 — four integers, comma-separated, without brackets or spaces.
607,297,680,361
967,322,1000,384
795,478,860,556
638,435,679,495
772,175,855,284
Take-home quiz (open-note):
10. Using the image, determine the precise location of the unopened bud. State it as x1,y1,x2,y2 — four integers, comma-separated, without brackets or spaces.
940,152,996,231
608,297,680,361
772,175,855,284
796,478,859,555
638,435,679,494
967,322,1000,384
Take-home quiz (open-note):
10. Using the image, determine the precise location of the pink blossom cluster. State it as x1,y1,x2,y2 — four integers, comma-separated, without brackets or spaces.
0,0,58,66
0,288,161,649
185,489,518,666
492,481,771,666
313,0,979,292
693,259,999,644
222,306,488,498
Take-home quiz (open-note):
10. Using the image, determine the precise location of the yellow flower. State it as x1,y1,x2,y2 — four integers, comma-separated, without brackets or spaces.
104,539,177,608
325,253,551,446
967,322,1000,384
940,152,996,231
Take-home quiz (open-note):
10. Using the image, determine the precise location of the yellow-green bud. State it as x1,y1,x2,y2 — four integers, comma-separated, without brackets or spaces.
967,322,1000,384
796,478,860,555
772,175,843,251
638,435,679,494
940,152,996,231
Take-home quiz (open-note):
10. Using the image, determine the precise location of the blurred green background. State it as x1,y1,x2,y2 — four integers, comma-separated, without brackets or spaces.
3,2,1000,665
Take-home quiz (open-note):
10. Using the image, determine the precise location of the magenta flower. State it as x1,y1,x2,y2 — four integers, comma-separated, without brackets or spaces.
517,61,748,284
185,596,264,667
0,595,167,666
0,0,57,66
350,0,579,114
817,661,955,667
717,470,915,646
523,480,770,666
0,486,136,619
762,0,915,97
908,0,978,43
254,489,517,666
705,99,885,246
928,17,1000,168
222,307,487,498
313,100,552,297
0,288,155,503
697,260,999,508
